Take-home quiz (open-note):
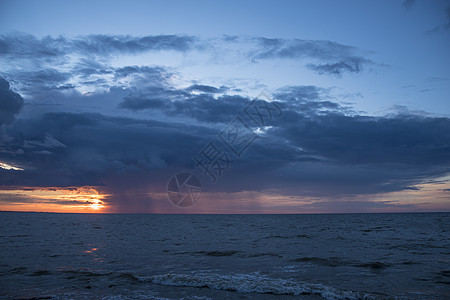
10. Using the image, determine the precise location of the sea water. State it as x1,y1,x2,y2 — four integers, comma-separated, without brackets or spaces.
1,212,449,299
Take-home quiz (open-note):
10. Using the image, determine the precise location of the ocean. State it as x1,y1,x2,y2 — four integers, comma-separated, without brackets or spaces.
0,212,449,299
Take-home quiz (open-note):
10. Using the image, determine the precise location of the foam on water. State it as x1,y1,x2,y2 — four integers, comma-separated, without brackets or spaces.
142,272,381,299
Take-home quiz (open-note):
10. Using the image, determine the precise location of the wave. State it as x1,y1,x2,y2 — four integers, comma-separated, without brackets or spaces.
140,272,383,299
291,257,393,271
354,262,391,270
291,257,347,267
3,267,392,299
194,250,240,256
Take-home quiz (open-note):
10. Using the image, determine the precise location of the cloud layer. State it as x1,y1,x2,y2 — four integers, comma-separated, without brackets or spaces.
0,33,448,212
1,75,449,212
0,33,375,90
251,38,373,76
0,78,24,126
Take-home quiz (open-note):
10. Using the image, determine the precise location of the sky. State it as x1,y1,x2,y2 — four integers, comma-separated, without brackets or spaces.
0,0,449,213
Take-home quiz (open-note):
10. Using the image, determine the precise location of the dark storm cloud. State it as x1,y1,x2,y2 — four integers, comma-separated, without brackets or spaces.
251,37,373,75
0,78,24,125
211,118,449,198
0,110,216,188
0,91,448,213
116,83,450,198
119,90,251,123
270,87,450,180
274,113,450,167
118,86,188,110
1,73,449,205
119,84,327,126
119,93,170,110
0,29,445,208
171,94,250,123
265,115,450,195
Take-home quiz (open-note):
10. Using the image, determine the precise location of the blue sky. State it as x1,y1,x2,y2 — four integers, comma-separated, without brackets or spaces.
1,0,448,114
0,0,449,213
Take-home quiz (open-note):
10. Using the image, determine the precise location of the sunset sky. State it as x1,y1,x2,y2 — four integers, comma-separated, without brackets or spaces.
0,0,449,213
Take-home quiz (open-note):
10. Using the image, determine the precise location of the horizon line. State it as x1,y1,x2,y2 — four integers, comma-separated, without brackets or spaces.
1,210,449,215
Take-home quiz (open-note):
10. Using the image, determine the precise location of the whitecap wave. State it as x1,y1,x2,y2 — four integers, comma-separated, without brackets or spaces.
140,272,382,299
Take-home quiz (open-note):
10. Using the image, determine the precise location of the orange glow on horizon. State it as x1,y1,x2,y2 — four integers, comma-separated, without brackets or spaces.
0,186,109,213
1,176,449,214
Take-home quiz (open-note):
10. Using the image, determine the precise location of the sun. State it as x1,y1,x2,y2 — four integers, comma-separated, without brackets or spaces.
90,201,104,210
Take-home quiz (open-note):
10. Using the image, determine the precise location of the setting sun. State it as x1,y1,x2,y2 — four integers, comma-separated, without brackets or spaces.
90,201,104,210
0,186,109,213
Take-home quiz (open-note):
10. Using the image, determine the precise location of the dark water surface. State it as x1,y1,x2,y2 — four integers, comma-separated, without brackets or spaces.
1,212,449,299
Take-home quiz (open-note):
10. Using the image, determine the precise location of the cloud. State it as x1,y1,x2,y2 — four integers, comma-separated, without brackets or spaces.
75,34,197,54
114,66,167,79
0,77,24,125
306,57,370,76
6,69,71,96
0,109,217,188
401,0,415,10
0,33,197,59
118,86,187,110
116,83,450,200
0,33,67,59
186,84,227,94
1,63,171,100
274,114,450,167
425,6,450,34
0,33,376,91
2,82,448,207
0,32,446,212
251,38,374,75
0,33,195,95
180,87,450,198
0,38,447,211
0,193,95,206
24,133,66,149
119,91,251,123
253,38,354,60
